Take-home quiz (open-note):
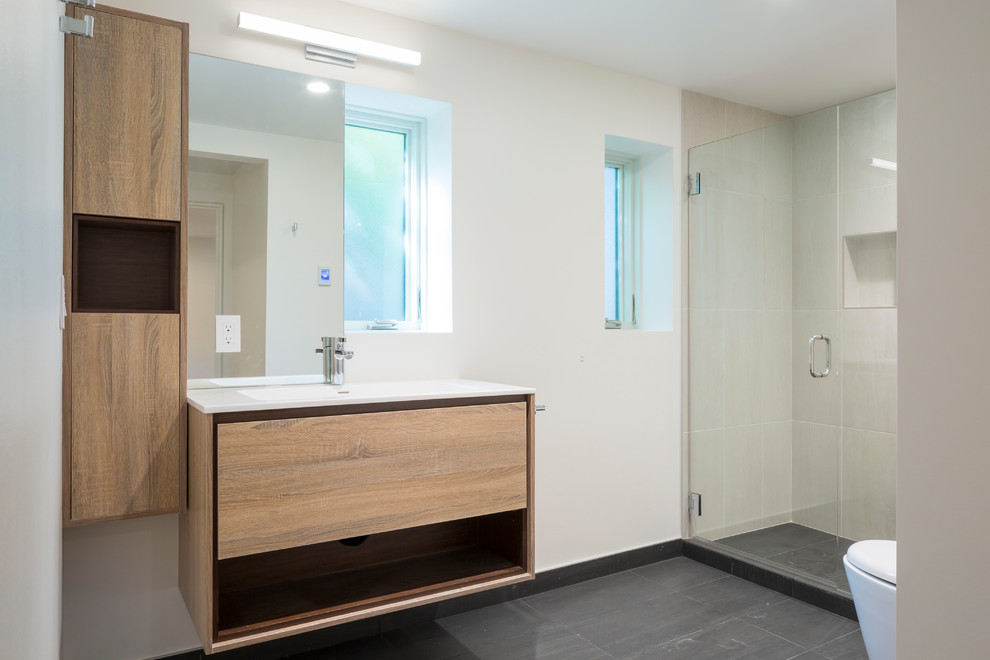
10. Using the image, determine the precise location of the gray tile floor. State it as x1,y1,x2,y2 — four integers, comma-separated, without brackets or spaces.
287,557,868,660
717,523,855,592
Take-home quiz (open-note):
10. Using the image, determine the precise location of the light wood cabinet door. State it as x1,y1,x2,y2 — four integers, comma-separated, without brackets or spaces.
63,5,187,526
216,403,528,559
69,313,181,522
70,5,183,221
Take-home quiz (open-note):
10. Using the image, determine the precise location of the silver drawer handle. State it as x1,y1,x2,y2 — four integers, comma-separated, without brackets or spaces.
809,334,831,378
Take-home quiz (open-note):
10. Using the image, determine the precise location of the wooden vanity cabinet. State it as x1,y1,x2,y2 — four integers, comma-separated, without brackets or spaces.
181,396,536,653
62,5,188,525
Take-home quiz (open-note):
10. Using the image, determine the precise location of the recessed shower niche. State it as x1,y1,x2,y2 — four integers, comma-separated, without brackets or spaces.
843,232,896,308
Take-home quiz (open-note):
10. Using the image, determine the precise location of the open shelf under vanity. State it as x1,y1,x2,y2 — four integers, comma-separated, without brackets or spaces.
216,512,529,638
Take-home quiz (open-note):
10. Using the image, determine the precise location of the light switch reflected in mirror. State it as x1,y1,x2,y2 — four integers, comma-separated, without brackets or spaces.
186,53,345,386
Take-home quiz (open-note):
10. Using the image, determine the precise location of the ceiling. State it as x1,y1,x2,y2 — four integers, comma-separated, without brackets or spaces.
339,0,896,117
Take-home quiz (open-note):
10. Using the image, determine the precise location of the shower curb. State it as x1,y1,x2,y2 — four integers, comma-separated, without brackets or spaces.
683,537,858,621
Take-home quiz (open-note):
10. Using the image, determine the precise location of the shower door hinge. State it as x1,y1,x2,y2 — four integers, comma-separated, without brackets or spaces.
688,172,701,196
688,492,702,516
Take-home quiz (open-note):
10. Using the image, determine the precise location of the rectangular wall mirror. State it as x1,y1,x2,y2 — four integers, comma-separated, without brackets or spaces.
187,54,345,385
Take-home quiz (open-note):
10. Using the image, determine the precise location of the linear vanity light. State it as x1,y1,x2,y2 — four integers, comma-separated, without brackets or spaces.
869,157,898,171
237,12,422,67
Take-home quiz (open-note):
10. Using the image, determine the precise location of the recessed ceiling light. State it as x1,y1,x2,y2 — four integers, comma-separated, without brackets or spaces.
306,81,331,94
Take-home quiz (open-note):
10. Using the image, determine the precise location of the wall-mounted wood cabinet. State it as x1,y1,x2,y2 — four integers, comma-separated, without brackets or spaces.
70,5,184,221
181,396,536,653
63,5,188,526
68,314,181,521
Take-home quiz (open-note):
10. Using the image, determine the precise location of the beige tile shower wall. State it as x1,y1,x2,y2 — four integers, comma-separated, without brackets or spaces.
841,428,897,541
790,91,897,540
792,421,840,532
838,90,897,542
789,105,842,534
683,91,792,539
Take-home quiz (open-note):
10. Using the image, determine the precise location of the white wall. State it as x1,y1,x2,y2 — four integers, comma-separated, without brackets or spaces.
62,517,200,659
60,1,683,657
897,0,990,656
0,2,64,658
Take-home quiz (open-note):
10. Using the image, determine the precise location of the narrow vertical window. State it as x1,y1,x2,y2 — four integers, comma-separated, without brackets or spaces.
605,164,620,322
605,153,637,328
604,135,674,332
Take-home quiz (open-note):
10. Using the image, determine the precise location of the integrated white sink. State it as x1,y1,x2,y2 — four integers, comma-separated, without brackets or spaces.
237,380,491,402
235,384,346,402
187,379,534,414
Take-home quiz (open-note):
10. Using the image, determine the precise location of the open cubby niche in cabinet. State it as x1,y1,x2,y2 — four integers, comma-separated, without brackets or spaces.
216,511,530,639
72,214,180,313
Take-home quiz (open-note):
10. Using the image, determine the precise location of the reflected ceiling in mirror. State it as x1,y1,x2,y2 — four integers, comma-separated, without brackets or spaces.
187,54,345,388
189,54,344,142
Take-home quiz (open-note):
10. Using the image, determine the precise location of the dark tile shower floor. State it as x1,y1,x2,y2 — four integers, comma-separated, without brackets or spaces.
716,523,855,592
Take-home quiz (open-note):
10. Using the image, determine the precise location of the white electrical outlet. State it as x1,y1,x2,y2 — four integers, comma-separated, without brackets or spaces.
216,315,241,353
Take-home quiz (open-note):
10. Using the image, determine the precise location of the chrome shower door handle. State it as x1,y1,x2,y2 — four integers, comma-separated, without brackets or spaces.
809,334,831,378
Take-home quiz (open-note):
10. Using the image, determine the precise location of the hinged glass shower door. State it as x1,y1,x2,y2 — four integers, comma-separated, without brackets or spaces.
686,91,897,593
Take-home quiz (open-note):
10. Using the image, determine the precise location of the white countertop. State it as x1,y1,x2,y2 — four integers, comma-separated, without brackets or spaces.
186,378,535,414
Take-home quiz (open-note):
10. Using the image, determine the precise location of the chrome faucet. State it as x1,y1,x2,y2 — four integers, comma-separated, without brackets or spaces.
315,336,354,385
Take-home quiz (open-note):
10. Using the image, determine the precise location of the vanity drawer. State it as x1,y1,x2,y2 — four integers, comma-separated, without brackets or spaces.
216,402,528,559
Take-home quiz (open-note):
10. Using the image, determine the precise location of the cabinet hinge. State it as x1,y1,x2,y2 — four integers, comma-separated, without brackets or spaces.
60,275,67,330
60,0,96,38
59,13,93,37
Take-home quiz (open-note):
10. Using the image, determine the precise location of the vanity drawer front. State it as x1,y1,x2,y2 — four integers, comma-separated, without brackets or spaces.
216,402,528,559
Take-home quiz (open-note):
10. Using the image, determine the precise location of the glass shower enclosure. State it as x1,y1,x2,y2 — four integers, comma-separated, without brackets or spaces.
687,91,897,593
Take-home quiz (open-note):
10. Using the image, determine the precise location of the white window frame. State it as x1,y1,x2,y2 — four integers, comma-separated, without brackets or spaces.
344,107,426,331
605,150,640,329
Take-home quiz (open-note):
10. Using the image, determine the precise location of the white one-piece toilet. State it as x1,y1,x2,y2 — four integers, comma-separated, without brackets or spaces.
843,540,896,660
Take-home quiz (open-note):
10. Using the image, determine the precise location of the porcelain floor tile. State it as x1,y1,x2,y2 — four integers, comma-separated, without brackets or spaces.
809,630,870,660
523,569,669,626
744,599,859,650
270,557,863,660
566,590,729,658
632,556,729,592
681,575,791,618
622,618,805,660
